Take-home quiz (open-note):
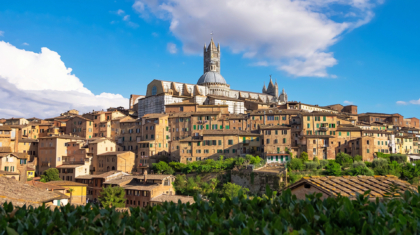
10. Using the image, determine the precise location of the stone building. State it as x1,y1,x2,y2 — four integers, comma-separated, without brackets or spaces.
96,151,135,174
137,38,288,117
76,171,129,200
65,116,94,139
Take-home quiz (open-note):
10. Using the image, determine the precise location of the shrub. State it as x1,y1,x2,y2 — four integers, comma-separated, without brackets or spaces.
152,161,174,174
335,153,353,167
99,186,126,208
372,158,388,169
169,162,186,172
319,160,329,169
289,158,304,171
365,161,373,168
305,161,319,171
390,154,407,164
353,155,363,162
287,172,302,184
221,182,249,200
324,162,342,176
40,168,61,182
300,152,309,162
3,188,420,234
346,161,374,176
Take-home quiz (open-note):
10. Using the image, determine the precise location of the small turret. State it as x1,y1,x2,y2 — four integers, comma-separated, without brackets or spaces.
262,82,267,93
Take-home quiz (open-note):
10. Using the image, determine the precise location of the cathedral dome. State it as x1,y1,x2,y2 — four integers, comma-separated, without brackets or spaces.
197,71,227,85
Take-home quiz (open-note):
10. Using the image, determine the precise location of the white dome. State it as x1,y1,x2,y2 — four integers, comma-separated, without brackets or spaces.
197,71,227,85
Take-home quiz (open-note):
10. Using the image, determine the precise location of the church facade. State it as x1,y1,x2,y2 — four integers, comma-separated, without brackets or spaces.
137,38,288,117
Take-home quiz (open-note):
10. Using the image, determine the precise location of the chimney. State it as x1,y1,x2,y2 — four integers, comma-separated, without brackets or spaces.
143,170,148,184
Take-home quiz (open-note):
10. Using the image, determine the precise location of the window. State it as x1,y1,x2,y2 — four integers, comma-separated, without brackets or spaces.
339,132,341,136
196,150,201,153
218,140,222,145
307,124,310,128
347,132,350,136
283,138,286,143
224,150,229,153
266,139,270,144
217,149,223,153
367,149,370,153
228,140,233,145
152,86,157,95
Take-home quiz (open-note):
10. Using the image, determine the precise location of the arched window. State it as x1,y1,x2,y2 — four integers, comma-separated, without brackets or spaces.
112,166,115,170
152,86,157,95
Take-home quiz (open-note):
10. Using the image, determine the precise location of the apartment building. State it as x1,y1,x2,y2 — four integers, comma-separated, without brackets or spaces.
75,171,129,200
358,113,404,127
5,118,29,126
96,151,135,174
102,173,176,208
17,139,38,162
85,111,126,138
66,116,94,139
404,118,420,129
38,134,85,174
86,138,116,174
260,125,291,155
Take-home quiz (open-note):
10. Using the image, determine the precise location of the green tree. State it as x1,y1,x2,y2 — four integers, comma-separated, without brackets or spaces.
346,161,373,176
300,152,309,162
289,158,304,171
152,161,174,174
325,162,342,176
222,182,249,200
335,153,353,168
353,155,363,162
99,186,126,208
40,168,61,182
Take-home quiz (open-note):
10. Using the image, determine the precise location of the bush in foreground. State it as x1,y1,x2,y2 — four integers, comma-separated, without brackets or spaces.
1,187,420,234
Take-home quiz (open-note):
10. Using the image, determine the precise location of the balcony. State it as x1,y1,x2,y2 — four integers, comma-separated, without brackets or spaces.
319,126,329,132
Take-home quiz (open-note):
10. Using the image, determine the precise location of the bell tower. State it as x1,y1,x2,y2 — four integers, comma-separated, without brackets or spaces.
203,38,220,74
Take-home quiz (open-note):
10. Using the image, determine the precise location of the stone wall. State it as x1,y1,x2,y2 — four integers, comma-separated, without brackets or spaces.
231,169,285,195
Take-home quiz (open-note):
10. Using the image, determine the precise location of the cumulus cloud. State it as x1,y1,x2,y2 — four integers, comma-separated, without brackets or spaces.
396,101,407,105
343,100,354,105
22,42,29,46
132,0,381,77
0,41,127,119
410,99,420,105
167,42,177,54
117,9,125,15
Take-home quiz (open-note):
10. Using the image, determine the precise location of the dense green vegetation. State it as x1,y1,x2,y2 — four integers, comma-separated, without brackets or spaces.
2,186,420,234
288,152,420,184
40,168,61,182
152,155,263,174
98,186,126,208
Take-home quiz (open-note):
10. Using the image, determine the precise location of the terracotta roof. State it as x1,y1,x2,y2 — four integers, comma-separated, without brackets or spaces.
56,164,85,168
150,195,195,204
19,138,39,143
165,102,198,106
123,184,159,191
0,176,64,205
87,138,110,144
38,134,85,140
303,135,335,138
0,126,11,131
0,147,12,153
203,130,260,136
259,125,291,130
75,171,123,179
286,175,416,199
143,113,168,119
46,180,88,187
300,111,338,116
26,181,66,190
97,151,130,156
190,111,220,116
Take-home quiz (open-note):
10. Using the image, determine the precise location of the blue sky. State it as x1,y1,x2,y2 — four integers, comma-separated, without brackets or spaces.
0,0,419,118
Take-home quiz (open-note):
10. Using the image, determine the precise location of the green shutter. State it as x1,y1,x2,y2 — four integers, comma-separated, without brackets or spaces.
193,125,196,130
307,116,310,121
206,125,209,130
316,124,319,128
220,125,223,129
339,132,341,136
323,116,326,121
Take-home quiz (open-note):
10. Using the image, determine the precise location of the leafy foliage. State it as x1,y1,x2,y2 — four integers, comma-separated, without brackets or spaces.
300,151,308,162
390,154,408,164
40,168,61,182
304,161,319,171
98,186,126,208
288,158,304,171
3,187,420,234
152,161,175,174
345,161,374,176
324,162,342,176
335,152,353,168
319,159,329,168
221,182,250,200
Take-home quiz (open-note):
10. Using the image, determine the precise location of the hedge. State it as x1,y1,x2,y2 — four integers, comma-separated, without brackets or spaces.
1,187,420,234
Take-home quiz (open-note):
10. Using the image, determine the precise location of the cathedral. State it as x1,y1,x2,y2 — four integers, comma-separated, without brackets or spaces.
137,38,288,117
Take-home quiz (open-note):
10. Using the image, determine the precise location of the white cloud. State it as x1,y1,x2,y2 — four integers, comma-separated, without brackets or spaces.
343,100,354,105
117,9,125,15
0,41,127,118
167,42,177,54
0,31,4,37
133,0,380,77
152,32,159,37
250,61,269,67
396,101,407,105
22,42,29,46
410,99,420,105
123,15,130,21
